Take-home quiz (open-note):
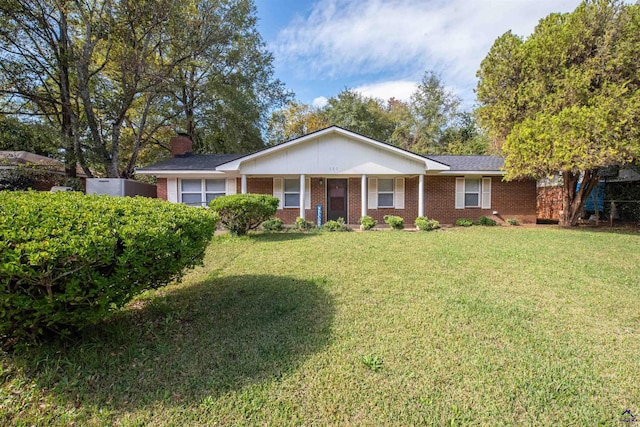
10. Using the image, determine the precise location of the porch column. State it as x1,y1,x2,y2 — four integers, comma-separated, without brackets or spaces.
418,174,425,217
361,174,367,219
241,174,247,194
299,174,306,220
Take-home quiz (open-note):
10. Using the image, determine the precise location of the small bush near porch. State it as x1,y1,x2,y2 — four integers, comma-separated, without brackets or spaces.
2,227,640,425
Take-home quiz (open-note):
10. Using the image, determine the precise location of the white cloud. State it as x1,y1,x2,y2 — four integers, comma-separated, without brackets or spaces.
353,80,418,102
274,0,582,104
312,96,328,108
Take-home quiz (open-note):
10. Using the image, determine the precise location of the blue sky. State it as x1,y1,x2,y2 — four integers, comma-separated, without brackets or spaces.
253,0,584,110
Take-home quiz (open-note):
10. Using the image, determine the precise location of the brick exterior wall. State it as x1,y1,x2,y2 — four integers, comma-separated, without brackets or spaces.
161,175,538,225
424,176,537,224
156,178,167,200
537,186,562,220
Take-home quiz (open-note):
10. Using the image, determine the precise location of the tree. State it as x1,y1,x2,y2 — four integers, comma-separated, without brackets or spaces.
266,101,328,145
1,0,289,178
0,116,61,157
477,0,640,226
408,71,461,154
438,112,490,155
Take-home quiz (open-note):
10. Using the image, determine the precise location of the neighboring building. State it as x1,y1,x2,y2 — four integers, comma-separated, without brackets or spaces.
0,150,86,191
137,126,537,225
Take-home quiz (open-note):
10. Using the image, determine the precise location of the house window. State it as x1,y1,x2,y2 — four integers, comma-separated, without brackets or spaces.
283,178,300,208
465,178,481,208
378,178,394,208
205,179,225,203
181,179,204,206
181,178,226,206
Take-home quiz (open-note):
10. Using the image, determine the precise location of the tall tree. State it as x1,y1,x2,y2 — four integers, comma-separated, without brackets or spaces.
408,71,461,154
477,0,640,226
0,0,82,176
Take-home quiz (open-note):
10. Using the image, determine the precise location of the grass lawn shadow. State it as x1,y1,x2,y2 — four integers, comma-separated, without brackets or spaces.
11,274,334,412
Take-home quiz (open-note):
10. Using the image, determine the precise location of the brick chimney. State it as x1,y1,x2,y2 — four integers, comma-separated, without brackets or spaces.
170,133,193,157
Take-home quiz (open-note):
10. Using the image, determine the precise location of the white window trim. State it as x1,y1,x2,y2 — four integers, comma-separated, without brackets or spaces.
180,178,226,207
465,178,481,208
455,177,492,210
377,178,394,208
283,178,300,208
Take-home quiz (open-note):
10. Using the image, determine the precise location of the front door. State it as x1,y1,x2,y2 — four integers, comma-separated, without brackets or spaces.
327,179,347,221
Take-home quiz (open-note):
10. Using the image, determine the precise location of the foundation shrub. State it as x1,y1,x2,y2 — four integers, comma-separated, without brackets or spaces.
384,215,404,230
209,194,279,236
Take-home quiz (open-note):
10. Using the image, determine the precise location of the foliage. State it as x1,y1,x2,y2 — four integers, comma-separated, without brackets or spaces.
477,0,640,225
322,217,350,232
260,217,284,232
0,165,83,192
455,218,474,227
359,215,377,230
267,77,489,155
477,216,498,226
291,217,315,232
383,215,404,230
507,218,520,226
0,117,61,159
0,191,218,344
0,0,289,178
209,194,278,236
361,354,384,372
415,216,441,231
606,181,640,222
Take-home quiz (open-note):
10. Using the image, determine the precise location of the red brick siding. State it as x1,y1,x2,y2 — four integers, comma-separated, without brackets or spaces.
170,135,192,157
424,176,537,224
362,176,419,225
156,178,167,201
243,175,537,225
537,186,562,220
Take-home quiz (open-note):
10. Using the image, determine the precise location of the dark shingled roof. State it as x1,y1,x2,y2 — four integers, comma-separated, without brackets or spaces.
137,153,245,171
425,155,504,171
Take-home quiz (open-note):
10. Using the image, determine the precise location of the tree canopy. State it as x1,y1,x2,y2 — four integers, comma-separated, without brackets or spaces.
0,0,290,178
477,0,640,225
268,72,489,155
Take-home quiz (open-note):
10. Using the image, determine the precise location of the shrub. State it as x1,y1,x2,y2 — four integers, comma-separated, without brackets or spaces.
261,217,284,232
384,215,404,230
0,191,218,345
415,216,440,231
507,218,520,226
477,216,498,226
359,215,377,230
209,194,279,236
291,217,315,232
455,218,474,227
0,165,84,192
323,217,350,232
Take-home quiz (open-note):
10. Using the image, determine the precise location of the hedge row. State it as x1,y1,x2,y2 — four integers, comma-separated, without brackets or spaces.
0,191,218,344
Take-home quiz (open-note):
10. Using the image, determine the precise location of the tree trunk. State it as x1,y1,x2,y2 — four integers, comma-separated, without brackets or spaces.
560,169,599,226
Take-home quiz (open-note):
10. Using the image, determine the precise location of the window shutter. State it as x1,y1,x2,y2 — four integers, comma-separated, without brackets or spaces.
368,177,378,209
304,177,311,209
226,178,237,195
273,178,283,209
394,177,405,209
455,177,465,209
167,178,178,203
482,177,492,209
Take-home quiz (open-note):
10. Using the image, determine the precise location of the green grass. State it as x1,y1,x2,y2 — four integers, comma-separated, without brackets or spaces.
2,227,640,425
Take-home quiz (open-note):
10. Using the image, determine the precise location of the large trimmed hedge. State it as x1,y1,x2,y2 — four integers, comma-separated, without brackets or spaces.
0,191,218,344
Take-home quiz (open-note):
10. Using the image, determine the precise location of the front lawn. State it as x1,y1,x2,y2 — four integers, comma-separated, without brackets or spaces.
2,227,640,425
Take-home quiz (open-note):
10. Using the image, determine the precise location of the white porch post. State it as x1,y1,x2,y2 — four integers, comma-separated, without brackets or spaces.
418,174,425,217
241,174,247,194
299,174,306,220
361,174,367,219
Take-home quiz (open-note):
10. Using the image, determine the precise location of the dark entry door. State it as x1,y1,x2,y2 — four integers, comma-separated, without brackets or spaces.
327,179,347,221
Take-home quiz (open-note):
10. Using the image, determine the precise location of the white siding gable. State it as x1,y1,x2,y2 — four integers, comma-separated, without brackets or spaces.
239,135,426,176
